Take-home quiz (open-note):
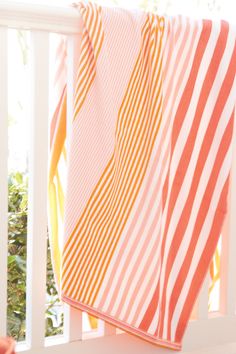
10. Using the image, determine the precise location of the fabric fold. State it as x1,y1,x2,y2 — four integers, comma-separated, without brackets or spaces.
49,2,236,350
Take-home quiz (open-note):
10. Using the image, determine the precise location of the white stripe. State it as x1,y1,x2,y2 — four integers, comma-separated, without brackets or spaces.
93,18,182,310
81,29,166,302
90,40,167,310
134,260,161,328
148,303,161,335
171,142,234,341
67,30,163,298
116,18,203,324
63,151,115,248
125,17,202,325
74,63,95,113
134,17,202,333
95,17,201,318
62,21,150,273
75,41,94,86
120,207,163,322
110,179,164,317
162,16,186,100
156,21,221,330
64,14,149,253
63,9,147,272
125,156,169,325
87,3,98,47
88,7,103,60
162,28,236,339
93,18,176,309
64,35,153,294
115,20,150,139
79,78,164,302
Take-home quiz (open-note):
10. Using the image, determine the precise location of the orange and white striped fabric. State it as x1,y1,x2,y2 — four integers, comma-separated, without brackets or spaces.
49,2,236,350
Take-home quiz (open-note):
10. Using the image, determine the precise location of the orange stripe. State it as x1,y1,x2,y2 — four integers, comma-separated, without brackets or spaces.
81,62,163,303
74,62,96,118
61,20,162,290
157,21,229,337
72,3,104,122
166,114,234,339
86,27,165,305
49,89,67,183
62,16,165,302
165,52,236,339
89,104,164,305
62,19,153,293
50,85,66,148
61,16,152,272
175,174,231,343
62,18,151,268
139,20,212,332
61,17,155,290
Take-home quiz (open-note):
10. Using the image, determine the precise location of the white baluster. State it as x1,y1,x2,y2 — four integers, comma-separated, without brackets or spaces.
0,27,8,337
98,320,116,337
220,109,236,317
26,31,49,349
63,33,83,343
64,305,83,342
198,273,210,319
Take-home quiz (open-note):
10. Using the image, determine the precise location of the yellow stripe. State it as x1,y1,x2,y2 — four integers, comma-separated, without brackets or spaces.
48,181,61,285
56,169,65,220
49,89,67,183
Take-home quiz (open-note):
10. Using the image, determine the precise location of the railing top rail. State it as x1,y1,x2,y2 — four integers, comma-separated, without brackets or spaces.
0,1,82,34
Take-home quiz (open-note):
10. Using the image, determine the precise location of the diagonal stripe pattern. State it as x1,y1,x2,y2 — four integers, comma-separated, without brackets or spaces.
48,2,236,350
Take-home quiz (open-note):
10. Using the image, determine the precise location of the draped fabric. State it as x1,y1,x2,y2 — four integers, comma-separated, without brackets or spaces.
49,2,236,350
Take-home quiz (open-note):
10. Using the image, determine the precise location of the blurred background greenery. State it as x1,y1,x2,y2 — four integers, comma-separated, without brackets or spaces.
7,172,63,340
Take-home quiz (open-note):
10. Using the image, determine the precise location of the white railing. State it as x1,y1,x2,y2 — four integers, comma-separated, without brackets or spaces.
0,2,236,354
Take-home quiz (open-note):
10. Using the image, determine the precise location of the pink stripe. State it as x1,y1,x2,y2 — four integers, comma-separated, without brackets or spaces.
98,19,194,318
125,20,198,320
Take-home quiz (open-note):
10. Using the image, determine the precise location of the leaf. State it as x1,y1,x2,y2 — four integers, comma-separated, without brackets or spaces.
14,172,23,185
8,255,17,265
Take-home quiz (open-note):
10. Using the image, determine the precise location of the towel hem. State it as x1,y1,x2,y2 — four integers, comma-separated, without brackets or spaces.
62,294,182,351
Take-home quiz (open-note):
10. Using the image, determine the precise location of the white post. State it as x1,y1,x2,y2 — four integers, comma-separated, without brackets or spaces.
0,27,8,337
220,109,236,316
63,33,83,342
26,31,49,349
98,320,116,337
198,273,210,319
219,209,229,315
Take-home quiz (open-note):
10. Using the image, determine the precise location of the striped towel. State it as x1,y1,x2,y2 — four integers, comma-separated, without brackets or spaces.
48,1,236,350
0,338,15,354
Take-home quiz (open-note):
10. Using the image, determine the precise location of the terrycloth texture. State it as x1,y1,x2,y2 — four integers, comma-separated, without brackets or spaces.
0,338,15,354
48,33,98,330
49,2,236,350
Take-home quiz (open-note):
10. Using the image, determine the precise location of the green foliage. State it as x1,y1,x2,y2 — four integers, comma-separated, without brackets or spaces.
7,172,63,341
45,239,63,337
8,172,27,341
